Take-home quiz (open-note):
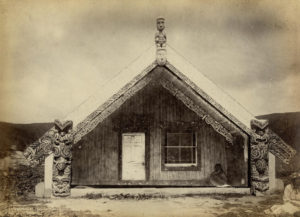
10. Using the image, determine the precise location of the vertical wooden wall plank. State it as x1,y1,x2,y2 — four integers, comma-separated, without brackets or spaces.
71,82,247,186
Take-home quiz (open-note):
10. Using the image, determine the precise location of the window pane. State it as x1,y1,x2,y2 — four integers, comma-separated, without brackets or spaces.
181,133,193,146
193,147,196,163
165,132,197,165
167,133,180,146
180,147,195,163
165,147,180,163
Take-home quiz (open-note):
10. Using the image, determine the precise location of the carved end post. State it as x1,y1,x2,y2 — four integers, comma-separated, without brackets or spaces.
250,119,269,194
52,120,73,197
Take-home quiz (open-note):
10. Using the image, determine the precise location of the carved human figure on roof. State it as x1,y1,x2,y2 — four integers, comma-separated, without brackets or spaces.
155,17,167,48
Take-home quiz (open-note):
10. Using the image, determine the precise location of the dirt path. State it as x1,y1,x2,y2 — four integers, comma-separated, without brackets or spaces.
0,194,285,217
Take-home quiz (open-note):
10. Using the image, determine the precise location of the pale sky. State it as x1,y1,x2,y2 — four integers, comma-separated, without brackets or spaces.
0,0,299,123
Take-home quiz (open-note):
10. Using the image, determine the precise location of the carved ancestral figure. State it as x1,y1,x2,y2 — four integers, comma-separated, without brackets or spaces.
250,119,269,193
155,17,167,48
52,120,73,197
155,17,167,66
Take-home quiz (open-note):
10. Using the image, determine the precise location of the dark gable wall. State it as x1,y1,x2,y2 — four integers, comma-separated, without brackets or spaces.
72,83,248,186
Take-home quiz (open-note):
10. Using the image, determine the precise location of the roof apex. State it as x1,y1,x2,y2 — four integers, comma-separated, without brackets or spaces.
63,44,257,131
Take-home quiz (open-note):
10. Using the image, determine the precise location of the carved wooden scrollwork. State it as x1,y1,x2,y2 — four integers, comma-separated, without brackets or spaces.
159,79,233,144
24,127,57,166
73,66,156,144
268,130,296,164
23,119,74,197
250,119,297,193
250,119,269,193
52,120,73,197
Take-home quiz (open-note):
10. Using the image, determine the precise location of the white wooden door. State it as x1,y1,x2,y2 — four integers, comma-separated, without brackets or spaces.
122,133,146,180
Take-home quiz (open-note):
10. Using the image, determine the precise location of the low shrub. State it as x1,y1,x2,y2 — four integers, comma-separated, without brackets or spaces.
0,163,43,201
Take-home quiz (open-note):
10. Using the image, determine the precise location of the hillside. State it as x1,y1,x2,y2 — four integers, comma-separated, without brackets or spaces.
0,112,299,174
0,122,53,158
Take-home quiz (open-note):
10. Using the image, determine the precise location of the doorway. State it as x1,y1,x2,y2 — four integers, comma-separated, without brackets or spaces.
122,133,146,180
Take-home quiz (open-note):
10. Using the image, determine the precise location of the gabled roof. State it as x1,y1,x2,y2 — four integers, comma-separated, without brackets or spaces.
69,46,252,128
65,45,157,127
66,45,254,136
24,44,296,164
167,47,254,132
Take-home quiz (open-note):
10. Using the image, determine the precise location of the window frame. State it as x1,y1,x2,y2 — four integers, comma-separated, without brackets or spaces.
161,129,201,171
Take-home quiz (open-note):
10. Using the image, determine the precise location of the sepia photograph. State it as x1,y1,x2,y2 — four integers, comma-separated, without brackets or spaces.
0,0,299,216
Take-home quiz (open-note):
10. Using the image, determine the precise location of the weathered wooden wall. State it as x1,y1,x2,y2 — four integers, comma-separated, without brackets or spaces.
72,82,248,186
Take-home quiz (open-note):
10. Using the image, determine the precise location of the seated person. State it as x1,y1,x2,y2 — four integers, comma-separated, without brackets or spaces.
283,172,300,203
209,164,229,187
265,172,300,216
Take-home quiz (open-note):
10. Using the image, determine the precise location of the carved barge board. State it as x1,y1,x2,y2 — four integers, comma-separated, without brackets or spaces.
73,65,158,143
24,120,74,197
74,62,157,135
160,68,248,136
268,130,297,164
159,79,233,144
165,63,253,136
24,127,56,165
163,64,296,164
71,84,247,186
24,63,296,166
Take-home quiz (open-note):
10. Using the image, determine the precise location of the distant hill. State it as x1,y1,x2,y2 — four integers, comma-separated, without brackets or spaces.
0,122,53,158
0,112,299,175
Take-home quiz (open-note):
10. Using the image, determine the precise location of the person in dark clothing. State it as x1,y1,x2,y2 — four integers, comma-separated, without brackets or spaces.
210,163,229,187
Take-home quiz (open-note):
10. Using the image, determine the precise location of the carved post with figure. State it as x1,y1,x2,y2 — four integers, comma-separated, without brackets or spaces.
52,120,73,197
155,17,167,65
250,119,269,194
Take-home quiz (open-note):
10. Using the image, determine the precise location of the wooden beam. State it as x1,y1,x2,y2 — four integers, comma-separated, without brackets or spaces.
159,79,233,144
74,64,158,144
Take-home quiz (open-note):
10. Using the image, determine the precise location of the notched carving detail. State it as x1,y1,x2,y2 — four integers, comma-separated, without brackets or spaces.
24,127,57,166
73,68,156,144
160,79,233,144
268,130,296,164
52,120,73,197
250,119,269,193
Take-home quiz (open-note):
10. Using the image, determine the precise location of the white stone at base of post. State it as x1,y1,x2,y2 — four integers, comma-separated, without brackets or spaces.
44,153,53,197
268,152,276,193
35,182,45,198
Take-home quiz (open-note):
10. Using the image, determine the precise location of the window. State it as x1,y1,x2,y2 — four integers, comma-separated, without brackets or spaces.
164,132,197,167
